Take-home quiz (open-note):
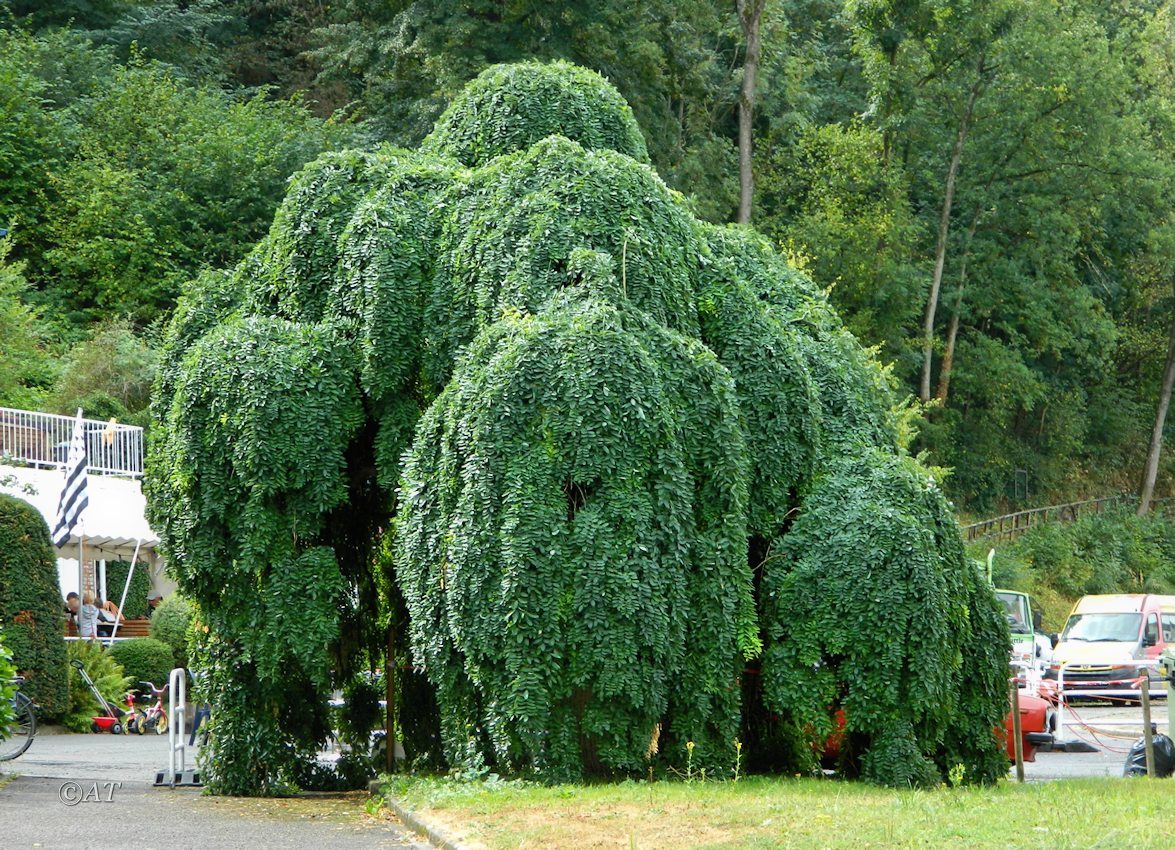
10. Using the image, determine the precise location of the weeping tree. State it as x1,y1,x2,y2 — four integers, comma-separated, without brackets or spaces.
147,60,1009,794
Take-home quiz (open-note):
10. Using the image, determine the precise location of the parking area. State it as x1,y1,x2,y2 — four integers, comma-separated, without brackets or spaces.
0,731,422,850
1024,702,1170,781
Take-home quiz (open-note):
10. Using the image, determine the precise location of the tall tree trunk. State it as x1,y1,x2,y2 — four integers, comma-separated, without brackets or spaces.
736,0,765,224
1138,301,1175,516
935,210,983,403
920,58,986,401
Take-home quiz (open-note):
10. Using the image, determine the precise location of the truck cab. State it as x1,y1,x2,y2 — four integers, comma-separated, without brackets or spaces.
995,589,1054,676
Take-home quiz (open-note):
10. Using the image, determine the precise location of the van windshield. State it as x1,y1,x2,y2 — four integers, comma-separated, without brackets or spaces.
1062,612,1141,643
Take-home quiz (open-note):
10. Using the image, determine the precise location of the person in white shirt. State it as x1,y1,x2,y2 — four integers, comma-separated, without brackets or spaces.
77,590,100,640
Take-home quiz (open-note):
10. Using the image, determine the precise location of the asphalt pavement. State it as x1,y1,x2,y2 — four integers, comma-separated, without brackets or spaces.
0,731,423,850
1022,702,1170,781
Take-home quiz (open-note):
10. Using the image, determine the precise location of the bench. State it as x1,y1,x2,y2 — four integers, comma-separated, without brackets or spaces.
65,617,152,640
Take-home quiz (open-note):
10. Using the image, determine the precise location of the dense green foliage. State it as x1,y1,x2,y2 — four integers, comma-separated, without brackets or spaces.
148,61,1007,792
4,3,1175,514
984,506,1175,631
0,633,16,739
104,560,151,620
0,22,347,413
149,594,195,670
108,637,175,696
64,641,132,733
0,494,69,718
422,61,650,168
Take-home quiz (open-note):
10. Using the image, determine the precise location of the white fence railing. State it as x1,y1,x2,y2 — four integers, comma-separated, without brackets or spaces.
0,406,144,478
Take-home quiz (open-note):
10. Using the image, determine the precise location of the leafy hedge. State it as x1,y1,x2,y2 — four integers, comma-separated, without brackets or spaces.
108,638,175,697
149,594,195,670
104,560,151,619
0,494,69,718
147,61,1009,793
0,633,16,738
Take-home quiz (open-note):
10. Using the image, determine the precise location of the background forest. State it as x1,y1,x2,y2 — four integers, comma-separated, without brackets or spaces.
1,0,1173,513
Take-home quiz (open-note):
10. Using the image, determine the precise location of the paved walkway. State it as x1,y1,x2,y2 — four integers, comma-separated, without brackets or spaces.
0,733,423,850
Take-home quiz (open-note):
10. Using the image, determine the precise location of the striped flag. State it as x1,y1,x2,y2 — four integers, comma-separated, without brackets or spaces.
51,409,89,547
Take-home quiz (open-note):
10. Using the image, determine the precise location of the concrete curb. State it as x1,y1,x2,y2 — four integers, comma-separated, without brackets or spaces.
369,780,469,850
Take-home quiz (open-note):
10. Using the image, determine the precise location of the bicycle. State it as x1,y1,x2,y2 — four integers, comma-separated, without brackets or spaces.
139,681,168,735
1,677,37,761
124,690,147,736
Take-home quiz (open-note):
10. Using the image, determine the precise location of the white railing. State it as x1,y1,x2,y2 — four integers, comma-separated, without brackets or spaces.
0,406,144,477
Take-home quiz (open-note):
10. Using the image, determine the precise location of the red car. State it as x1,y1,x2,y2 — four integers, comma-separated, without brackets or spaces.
821,687,1055,765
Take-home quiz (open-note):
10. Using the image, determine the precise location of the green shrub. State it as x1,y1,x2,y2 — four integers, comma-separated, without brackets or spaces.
0,494,69,718
104,560,151,619
108,638,175,696
149,595,195,670
65,641,131,732
0,632,17,739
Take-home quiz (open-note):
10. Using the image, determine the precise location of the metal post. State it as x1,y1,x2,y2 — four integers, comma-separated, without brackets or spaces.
1141,681,1155,778
168,667,186,788
1055,664,1066,746
385,625,395,774
109,539,142,641
1011,680,1025,782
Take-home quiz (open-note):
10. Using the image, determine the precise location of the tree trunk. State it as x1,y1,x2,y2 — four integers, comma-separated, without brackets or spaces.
1138,302,1175,516
935,210,982,403
920,58,986,401
736,0,765,224
936,286,965,403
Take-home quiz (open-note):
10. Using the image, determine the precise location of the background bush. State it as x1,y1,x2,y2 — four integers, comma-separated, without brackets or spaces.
108,638,175,696
103,560,151,619
0,494,69,718
64,641,131,732
149,595,195,669
980,506,1175,630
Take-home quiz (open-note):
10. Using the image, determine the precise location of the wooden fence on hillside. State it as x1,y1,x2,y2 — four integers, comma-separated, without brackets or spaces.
960,495,1174,543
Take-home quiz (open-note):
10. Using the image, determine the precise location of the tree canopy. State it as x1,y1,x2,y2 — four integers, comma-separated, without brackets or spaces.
3,3,1174,513
148,60,1009,793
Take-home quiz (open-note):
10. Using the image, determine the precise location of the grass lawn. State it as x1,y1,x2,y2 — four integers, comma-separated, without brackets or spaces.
380,774,1174,849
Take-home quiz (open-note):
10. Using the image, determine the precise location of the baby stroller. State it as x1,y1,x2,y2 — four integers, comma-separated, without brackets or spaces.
70,659,126,734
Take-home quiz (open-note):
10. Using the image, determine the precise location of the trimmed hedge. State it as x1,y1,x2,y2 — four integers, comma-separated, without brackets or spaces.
0,494,69,718
108,637,175,696
104,559,151,619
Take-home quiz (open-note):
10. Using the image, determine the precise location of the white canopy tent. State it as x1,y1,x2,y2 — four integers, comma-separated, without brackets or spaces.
0,464,171,604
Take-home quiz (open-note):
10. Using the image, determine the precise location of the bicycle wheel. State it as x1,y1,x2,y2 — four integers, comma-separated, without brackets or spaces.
155,712,168,735
0,694,36,761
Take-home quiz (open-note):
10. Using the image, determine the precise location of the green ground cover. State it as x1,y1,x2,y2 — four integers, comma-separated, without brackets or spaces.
382,774,1173,849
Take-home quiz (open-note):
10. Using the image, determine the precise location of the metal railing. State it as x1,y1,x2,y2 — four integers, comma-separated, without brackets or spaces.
961,495,1175,542
0,406,144,478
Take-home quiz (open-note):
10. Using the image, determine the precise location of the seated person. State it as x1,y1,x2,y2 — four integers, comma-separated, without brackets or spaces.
64,592,80,633
96,598,125,638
